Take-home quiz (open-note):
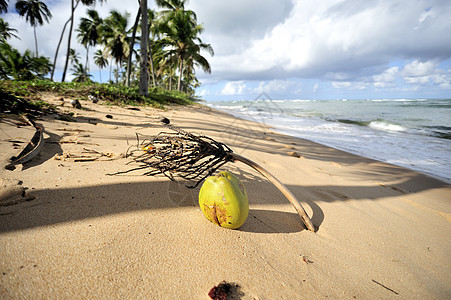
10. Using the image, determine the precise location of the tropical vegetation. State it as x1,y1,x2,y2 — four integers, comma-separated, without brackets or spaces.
0,0,213,105
15,0,52,57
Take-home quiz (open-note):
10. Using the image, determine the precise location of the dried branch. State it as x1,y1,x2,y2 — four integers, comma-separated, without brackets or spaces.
113,126,315,232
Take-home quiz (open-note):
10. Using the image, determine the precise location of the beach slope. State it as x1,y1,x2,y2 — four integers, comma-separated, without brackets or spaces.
1,96,450,299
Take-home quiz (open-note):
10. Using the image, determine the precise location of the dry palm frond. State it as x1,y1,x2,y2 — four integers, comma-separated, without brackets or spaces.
117,126,234,187
114,126,315,232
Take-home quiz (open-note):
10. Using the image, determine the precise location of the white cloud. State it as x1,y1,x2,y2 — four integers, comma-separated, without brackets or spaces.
197,0,451,83
332,81,368,90
399,60,451,87
401,60,438,77
3,0,451,99
188,0,293,56
254,80,297,94
220,81,246,95
404,76,430,84
197,89,210,97
332,81,351,89
373,67,399,88
432,73,451,89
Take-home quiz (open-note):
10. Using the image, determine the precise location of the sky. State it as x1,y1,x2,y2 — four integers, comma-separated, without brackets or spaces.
2,0,451,101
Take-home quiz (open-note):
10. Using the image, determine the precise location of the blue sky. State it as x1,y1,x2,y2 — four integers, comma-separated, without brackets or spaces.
3,0,451,101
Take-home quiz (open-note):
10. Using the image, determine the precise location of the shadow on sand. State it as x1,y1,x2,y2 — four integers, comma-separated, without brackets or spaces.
1,107,448,235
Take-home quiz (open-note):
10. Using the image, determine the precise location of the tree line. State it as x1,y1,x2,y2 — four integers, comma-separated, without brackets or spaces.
0,0,213,96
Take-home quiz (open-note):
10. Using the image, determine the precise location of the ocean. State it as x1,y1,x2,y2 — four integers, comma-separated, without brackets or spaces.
207,98,451,183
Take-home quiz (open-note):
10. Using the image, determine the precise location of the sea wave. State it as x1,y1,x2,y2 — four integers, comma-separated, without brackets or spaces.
334,118,406,132
207,98,451,182
368,120,406,132
292,99,314,103
424,125,451,140
370,98,427,102
335,119,369,127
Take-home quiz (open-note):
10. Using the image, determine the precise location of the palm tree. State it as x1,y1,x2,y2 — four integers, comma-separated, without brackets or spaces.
147,9,158,88
94,49,108,83
157,7,213,91
15,0,52,57
71,61,92,82
139,0,148,95
50,0,84,80
152,42,178,90
156,0,191,20
77,9,102,73
181,44,211,94
0,18,20,42
0,42,51,80
125,4,141,88
50,14,70,80
29,53,52,77
155,0,214,91
0,0,8,13
0,43,31,79
60,0,106,82
69,48,80,65
100,10,131,83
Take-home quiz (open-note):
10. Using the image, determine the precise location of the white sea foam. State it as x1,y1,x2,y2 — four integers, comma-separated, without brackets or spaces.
207,99,451,182
368,121,406,132
292,99,314,102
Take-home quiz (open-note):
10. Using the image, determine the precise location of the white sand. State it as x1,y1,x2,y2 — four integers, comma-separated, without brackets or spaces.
1,95,450,299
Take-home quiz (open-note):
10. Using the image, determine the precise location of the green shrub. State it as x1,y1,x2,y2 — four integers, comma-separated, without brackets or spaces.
0,80,198,109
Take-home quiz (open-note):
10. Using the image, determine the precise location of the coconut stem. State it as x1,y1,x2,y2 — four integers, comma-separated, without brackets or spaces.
230,153,315,232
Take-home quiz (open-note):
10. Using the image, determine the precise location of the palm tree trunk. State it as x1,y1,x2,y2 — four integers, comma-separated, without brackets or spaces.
177,57,183,91
61,0,76,82
50,17,70,81
51,0,82,81
148,40,156,87
99,67,102,83
138,0,148,96
126,6,141,88
115,62,119,84
109,57,112,83
33,25,38,57
85,47,89,74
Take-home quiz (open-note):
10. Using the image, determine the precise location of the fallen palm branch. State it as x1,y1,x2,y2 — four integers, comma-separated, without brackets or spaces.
114,126,315,232
5,115,44,170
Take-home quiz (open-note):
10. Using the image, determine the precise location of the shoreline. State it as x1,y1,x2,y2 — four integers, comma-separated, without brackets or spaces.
206,102,451,185
266,124,451,185
1,96,450,298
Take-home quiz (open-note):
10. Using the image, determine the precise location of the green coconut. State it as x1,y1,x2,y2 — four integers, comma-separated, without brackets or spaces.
199,171,249,229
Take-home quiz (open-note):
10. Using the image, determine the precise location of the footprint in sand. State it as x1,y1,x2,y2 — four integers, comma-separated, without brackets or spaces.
0,178,36,207
310,188,350,201
377,183,406,194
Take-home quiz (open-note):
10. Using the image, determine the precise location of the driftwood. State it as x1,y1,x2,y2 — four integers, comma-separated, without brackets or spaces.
6,116,44,169
115,126,315,232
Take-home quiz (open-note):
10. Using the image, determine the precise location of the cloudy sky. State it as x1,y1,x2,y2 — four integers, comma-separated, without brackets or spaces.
3,0,451,101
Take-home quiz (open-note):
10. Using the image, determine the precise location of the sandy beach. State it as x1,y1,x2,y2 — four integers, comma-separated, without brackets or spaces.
1,95,450,299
